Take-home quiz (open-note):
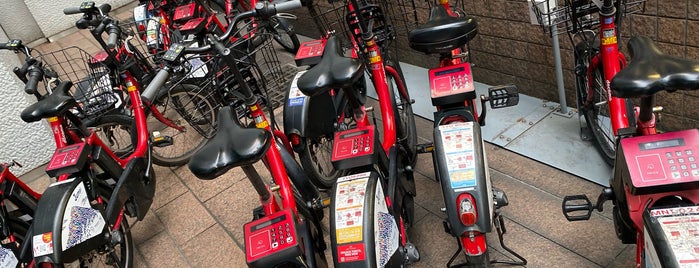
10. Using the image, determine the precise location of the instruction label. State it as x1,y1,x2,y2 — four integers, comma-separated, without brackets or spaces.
335,172,370,244
649,206,699,265
337,243,366,263
439,122,477,188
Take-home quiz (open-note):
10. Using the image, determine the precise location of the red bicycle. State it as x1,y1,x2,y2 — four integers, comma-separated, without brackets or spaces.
65,1,209,167
142,1,329,266
407,1,525,266
558,1,699,267
284,0,419,189
0,161,42,268
3,31,155,267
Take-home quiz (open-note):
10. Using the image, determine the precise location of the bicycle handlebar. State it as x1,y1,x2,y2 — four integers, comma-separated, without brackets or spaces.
106,23,120,49
63,6,83,15
24,66,43,95
141,0,303,101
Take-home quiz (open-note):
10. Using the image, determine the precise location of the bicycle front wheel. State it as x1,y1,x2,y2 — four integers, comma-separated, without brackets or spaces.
148,84,213,166
578,62,617,165
298,134,343,189
267,16,300,54
74,218,133,268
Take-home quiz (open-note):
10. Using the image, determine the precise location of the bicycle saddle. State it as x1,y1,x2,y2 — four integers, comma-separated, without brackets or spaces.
20,81,77,123
408,5,477,54
297,36,365,97
611,36,699,98
188,106,271,180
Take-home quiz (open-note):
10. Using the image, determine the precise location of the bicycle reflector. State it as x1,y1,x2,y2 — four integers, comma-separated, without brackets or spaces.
457,194,477,226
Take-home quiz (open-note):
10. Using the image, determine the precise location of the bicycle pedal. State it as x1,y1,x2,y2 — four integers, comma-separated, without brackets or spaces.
151,133,173,148
562,195,593,221
416,143,434,154
487,84,519,108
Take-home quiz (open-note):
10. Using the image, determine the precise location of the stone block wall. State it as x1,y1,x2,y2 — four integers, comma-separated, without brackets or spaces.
287,0,699,131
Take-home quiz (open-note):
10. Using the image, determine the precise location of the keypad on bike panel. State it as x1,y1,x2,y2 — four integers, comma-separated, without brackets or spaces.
244,209,302,267
621,129,699,194
46,142,91,177
429,62,476,106
178,18,206,35
332,125,378,170
295,39,325,66
173,3,198,22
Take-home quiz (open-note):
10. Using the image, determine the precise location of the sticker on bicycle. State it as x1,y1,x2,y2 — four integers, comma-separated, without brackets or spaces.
602,29,617,45
33,232,53,256
648,206,699,265
337,243,366,263
0,246,18,268
61,182,106,251
287,71,308,107
335,175,369,244
374,182,398,268
439,122,477,188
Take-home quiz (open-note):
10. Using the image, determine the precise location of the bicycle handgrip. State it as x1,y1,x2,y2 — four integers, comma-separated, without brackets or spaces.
274,0,303,12
142,68,170,102
107,26,119,49
63,6,83,15
24,67,43,95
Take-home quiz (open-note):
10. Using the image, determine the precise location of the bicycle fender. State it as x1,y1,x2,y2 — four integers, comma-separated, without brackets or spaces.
283,71,336,144
106,157,155,223
31,177,108,264
433,117,494,236
330,171,403,267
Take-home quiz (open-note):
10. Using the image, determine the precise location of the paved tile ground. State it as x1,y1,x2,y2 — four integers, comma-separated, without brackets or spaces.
15,2,638,267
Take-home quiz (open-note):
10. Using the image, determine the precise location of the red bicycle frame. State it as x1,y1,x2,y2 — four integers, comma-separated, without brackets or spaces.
585,2,632,136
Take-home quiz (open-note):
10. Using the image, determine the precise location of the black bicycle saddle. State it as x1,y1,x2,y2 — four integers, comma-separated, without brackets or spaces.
20,81,77,123
408,5,477,54
297,36,365,97
188,106,271,180
611,36,699,98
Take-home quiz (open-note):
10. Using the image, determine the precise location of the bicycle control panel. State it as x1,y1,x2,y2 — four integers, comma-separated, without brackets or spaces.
332,125,378,169
244,209,302,267
621,129,699,194
429,62,476,106
46,142,91,177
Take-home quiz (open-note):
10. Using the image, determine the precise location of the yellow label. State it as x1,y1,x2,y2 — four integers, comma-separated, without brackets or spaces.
601,36,617,46
369,55,381,64
439,0,448,4
48,117,59,122
255,121,269,129
250,105,258,111
366,39,375,47
127,85,138,92
336,226,363,244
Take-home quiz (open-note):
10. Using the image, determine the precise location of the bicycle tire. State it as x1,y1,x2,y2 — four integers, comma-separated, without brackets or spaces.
267,16,300,54
75,218,133,267
298,134,343,189
90,114,137,158
386,61,418,167
576,52,617,166
148,84,212,166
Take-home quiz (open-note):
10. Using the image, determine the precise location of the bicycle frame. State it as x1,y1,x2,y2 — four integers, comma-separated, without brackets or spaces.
583,0,631,135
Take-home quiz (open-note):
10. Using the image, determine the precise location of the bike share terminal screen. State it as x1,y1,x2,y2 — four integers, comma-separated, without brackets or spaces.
621,129,699,190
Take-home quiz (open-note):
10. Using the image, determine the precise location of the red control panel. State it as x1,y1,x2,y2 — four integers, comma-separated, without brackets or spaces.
621,129,699,191
295,39,326,66
179,18,205,34
46,142,90,177
173,3,198,22
429,62,476,106
244,209,300,264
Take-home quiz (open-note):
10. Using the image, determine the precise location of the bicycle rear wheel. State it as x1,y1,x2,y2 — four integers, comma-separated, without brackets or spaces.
298,134,342,189
148,84,212,166
577,59,617,166
386,61,417,167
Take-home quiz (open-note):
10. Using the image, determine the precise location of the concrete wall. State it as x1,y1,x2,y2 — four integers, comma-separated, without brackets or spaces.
288,0,699,131
0,27,54,175
1,0,133,43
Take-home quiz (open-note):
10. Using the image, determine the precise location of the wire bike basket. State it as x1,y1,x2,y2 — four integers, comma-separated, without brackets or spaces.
529,0,646,36
306,0,419,51
37,47,117,119
167,29,288,139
